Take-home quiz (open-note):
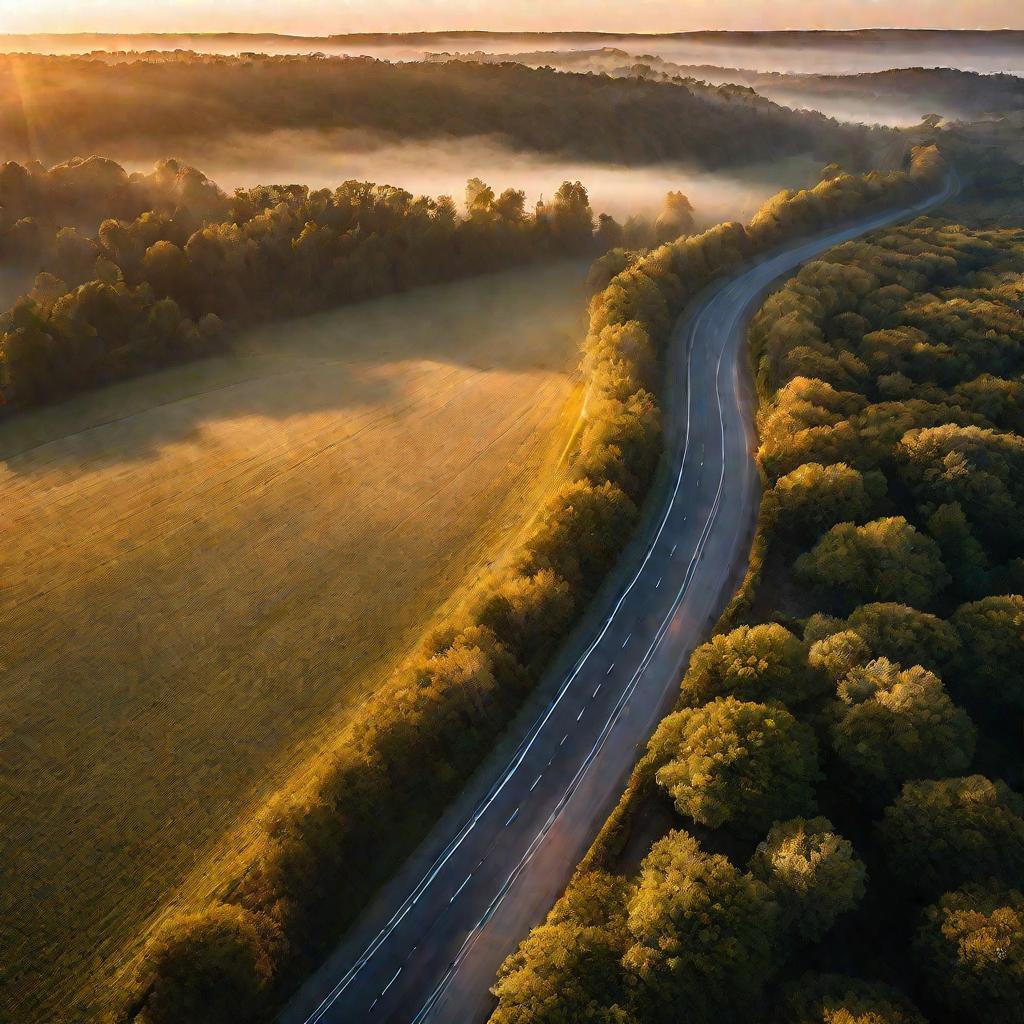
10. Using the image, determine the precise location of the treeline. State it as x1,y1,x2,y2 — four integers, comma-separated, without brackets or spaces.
0,52,881,170
490,193,1024,1024
119,149,947,1023
0,160,606,410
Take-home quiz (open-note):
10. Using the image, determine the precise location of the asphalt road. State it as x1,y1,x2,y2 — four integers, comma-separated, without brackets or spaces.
280,177,954,1024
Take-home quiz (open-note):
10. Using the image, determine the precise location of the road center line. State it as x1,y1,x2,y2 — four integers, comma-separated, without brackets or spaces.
449,875,472,903
621,633,631,648
592,684,601,698
529,774,542,792
504,808,519,827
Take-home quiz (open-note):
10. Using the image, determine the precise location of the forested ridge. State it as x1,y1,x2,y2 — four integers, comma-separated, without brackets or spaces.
0,156,607,411
0,52,880,168
115,149,947,1024
489,184,1024,1024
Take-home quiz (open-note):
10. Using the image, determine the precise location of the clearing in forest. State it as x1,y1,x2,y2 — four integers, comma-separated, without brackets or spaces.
0,260,589,1021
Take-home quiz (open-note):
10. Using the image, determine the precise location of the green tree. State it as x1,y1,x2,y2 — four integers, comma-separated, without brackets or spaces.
951,595,1024,711
624,830,781,1024
846,603,959,673
491,872,632,1024
769,462,878,541
777,972,927,1024
749,817,867,943
829,659,976,794
678,623,827,709
795,517,950,608
130,905,279,1024
914,885,1024,1024
651,698,821,834
877,776,1024,897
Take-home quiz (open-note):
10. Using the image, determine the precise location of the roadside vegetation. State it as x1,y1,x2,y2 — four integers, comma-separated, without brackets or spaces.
115,147,946,1024
489,167,1024,1024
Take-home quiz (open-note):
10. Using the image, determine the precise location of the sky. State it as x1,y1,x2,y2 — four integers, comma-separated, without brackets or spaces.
1,0,1022,35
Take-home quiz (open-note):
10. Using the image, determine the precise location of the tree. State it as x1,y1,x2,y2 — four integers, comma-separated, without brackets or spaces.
654,191,695,242
749,817,867,943
877,776,1024,897
623,830,781,1024
808,630,872,684
491,872,632,1024
651,698,821,834
951,595,1024,711
914,885,1024,1024
769,462,877,541
678,623,827,709
795,517,950,608
829,659,976,795
846,602,959,673
129,905,279,1024
777,973,927,1024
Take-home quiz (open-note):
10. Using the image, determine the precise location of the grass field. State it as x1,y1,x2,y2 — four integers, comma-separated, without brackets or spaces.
0,260,589,1022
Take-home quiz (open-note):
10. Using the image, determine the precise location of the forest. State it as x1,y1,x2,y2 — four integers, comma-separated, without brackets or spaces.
0,156,607,410
116,148,947,1024
0,52,883,168
489,183,1024,1024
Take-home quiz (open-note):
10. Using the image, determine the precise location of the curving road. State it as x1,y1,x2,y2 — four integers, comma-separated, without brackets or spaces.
280,177,955,1024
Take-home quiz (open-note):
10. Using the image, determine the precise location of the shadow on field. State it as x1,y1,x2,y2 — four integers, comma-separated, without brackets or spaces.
0,260,589,474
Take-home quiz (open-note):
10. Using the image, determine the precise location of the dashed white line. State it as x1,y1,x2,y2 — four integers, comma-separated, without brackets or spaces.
592,683,601,698
656,577,662,589
529,774,543,792
605,662,614,675
449,875,472,903
560,734,568,746
670,544,677,557
576,707,585,721
382,967,402,995
504,808,519,827
621,633,631,648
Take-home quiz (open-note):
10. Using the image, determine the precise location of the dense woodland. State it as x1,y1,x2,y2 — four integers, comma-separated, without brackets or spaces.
436,48,1024,123
489,194,1024,1024
0,52,882,169
118,148,947,1024
0,156,615,410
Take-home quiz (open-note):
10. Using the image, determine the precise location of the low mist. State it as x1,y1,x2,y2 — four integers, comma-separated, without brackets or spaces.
112,130,820,227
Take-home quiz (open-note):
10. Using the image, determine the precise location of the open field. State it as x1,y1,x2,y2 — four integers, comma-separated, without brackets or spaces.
0,260,588,1021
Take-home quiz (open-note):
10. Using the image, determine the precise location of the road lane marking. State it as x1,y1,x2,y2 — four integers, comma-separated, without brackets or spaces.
382,967,402,995
621,633,631,648
560,734,568,746
504,808,519,827
656,577,662,589
592,684,601,698
529,774,543,792
576,707,585,721
605,662,614,675
449,875,472,903
670,544,677,557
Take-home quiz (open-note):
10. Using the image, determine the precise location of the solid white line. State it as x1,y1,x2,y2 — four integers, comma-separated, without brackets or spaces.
381,967,402,995
504,808,519,827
